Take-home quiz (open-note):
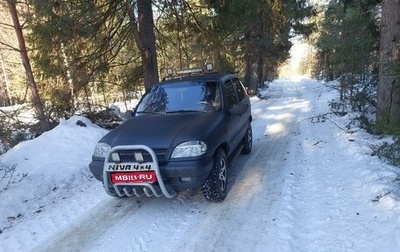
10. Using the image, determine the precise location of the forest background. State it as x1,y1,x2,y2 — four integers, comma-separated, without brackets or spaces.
0,0,399,166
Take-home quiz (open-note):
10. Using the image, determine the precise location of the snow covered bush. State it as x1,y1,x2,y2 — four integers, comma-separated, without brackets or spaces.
371,137,400,167
0,162,27,191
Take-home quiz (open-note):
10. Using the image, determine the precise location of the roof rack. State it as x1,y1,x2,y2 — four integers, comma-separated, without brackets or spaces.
164,63,217,79
176,68,203,75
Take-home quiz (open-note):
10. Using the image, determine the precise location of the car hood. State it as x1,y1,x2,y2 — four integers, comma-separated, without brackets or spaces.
100,112,224,149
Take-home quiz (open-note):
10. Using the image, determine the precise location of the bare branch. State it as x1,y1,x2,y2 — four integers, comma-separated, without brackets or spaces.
0,41,19,51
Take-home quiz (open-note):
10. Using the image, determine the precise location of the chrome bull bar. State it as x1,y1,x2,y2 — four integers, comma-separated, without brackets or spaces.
103,145,176,198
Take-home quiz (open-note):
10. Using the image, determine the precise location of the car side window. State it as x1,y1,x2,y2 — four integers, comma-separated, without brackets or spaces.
232,78,247,101
224,80,239,109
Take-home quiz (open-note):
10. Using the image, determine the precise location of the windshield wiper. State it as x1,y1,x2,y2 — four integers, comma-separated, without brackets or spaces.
136,111,164,115
165,110,205,114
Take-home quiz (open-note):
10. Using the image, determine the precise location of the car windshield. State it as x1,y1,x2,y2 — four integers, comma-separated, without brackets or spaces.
135,81,221,115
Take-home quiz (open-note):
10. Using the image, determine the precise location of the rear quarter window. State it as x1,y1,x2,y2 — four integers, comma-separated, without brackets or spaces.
224,80,239,109
232,78,247,101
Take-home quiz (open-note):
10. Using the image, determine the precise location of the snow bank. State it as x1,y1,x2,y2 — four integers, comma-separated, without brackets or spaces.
0,116,108,231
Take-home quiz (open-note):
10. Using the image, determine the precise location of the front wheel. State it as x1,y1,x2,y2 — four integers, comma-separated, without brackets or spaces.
103,183,126,198
202,149,228,202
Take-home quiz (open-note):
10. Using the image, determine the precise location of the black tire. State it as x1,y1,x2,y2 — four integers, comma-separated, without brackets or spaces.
242,123,252,154
202,149,228,202
103,183,126,198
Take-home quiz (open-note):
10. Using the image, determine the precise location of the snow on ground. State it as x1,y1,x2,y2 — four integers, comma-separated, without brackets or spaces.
0,78,400,252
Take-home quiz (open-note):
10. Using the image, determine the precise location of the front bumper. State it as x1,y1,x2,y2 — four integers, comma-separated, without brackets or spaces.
89,145,213,197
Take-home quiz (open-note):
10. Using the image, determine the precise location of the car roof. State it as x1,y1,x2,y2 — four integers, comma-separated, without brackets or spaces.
159,72,237,85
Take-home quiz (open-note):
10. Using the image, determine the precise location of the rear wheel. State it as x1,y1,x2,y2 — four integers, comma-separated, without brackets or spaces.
242,123,252,154
202,149,228,202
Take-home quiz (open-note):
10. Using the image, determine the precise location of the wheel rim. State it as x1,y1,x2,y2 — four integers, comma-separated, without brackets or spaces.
218,158,227,191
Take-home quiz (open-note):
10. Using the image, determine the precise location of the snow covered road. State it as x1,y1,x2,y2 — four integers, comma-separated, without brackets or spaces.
1,79,400,252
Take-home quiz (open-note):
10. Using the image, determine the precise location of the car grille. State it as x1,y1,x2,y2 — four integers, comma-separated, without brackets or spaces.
117,148,168,164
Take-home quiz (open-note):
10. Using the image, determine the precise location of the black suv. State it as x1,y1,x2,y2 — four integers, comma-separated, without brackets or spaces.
89,69,252,202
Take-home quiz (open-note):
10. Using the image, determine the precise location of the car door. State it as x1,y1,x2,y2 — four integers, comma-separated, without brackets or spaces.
223,79,243,152
231,77,251,139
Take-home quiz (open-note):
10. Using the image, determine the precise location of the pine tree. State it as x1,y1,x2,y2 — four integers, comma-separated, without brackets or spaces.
376,0,400,130
6,0,49,131
311,1,380,103
28,0,143,116
124,0,159,89
202,0,314,93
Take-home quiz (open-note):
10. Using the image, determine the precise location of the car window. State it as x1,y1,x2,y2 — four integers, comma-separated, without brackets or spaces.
136,81,221,115
232,78,247,101
224,80,239,109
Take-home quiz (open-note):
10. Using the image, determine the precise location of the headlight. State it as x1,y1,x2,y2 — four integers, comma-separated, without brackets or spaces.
171,141,207,158
93,142,111,158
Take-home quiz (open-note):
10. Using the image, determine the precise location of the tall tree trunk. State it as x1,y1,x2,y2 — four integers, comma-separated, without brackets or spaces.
7,0,49,131
257,52,267,88
0,53,12,106
244,32,258,95
61,42,75,114
125,0,159,90
244,50,257,95
377,0,400,125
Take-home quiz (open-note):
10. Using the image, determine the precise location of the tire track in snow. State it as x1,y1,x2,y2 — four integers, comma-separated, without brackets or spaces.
273,81,388,251
32,197,141,252
257,80,313,252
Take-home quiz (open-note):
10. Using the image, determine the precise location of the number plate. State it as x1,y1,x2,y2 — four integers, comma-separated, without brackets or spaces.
111,171,157,184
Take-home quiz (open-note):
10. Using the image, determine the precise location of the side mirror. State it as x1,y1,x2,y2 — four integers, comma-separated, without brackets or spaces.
124,110,134,119
230,103,248,115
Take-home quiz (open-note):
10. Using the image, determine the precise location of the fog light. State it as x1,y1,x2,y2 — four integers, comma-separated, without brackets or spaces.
111,152,120,163
180,177,192,183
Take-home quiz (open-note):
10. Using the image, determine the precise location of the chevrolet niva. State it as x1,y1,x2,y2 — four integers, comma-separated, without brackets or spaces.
89,67,252,202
